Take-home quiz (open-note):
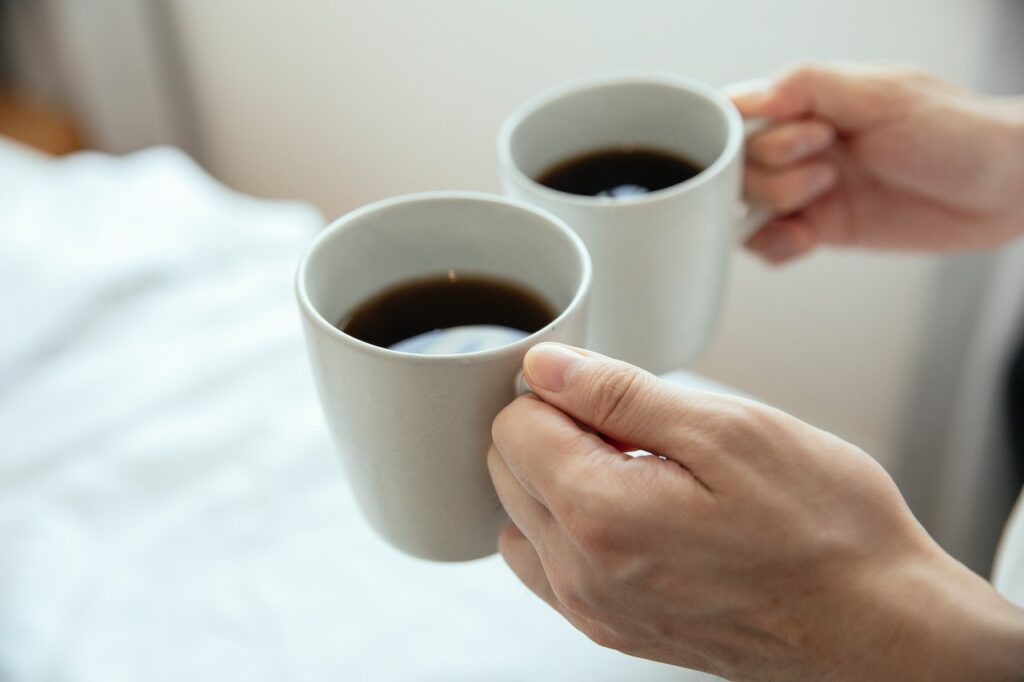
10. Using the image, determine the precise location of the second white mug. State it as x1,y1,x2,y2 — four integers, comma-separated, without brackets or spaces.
499,72,764,374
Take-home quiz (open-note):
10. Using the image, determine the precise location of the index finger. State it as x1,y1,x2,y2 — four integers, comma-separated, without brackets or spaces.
491,394,628,510
728,62,899,130
724,78,775,118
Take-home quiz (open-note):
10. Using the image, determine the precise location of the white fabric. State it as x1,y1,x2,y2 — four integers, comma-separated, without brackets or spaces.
0,145,715,682
4,142,1019,682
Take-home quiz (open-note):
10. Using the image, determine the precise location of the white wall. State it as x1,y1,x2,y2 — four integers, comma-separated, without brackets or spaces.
168,0,999,467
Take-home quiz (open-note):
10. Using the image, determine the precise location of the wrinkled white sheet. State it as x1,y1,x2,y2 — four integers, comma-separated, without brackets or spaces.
0,145,722,682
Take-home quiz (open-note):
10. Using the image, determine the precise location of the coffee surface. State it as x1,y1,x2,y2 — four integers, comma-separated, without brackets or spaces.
339,272,557,352
536,147,703,198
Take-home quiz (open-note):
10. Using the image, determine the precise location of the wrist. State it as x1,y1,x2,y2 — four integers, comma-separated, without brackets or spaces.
859,547,1024,682
926,556,1024,682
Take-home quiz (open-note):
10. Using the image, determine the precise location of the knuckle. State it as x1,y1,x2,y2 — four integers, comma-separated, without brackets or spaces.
490,394,530,444
780,61,828,89
747,132,786,165
741,400,785,435
763,175,801,212
490,404,511,444
565,509,629,560
803,119,835,147
580,621,626,651
496,522,521,555
544,432,608,515
550,576,595,618
745,166,794,210
783,122,827,156
585,364,646,432
722,398,772,431
702,397,779,450
572,577,611,615
765,132,799,162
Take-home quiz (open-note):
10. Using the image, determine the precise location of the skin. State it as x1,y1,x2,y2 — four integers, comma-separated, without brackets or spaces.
489,63,1024,680
734,62,1024,262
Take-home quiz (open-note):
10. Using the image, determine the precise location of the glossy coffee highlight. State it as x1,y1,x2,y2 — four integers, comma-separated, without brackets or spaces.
339,272,557,351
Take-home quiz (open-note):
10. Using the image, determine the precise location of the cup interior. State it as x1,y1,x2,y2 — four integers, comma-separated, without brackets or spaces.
505,77,733,189
300,194,588,347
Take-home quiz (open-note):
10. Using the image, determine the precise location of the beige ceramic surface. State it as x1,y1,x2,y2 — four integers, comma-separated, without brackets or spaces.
296,192,591,561
499,72,760,374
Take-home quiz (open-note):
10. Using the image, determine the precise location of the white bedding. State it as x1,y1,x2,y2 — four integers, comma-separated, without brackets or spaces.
0,144,721,681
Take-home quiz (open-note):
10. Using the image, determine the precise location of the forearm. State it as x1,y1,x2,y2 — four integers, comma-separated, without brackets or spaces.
936,564,1024,681
979,599,1024,682
868,549,1024,682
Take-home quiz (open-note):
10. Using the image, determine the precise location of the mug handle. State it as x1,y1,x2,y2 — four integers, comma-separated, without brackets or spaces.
513,368,531,397
735,118,773,242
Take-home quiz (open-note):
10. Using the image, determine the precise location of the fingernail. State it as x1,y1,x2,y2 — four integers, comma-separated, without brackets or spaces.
797,125,835,157
763,224,814,262
724,78,776,116
765,234,800,261
792,135,820,159
524,343,584,393
808,165,837,196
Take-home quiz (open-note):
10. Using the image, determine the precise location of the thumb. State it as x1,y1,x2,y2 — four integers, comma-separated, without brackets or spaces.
730,61,899,131
522,343,698,460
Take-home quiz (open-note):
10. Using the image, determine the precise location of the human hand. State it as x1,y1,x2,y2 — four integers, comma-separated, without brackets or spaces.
488,343,1024,681
731,62,1024,263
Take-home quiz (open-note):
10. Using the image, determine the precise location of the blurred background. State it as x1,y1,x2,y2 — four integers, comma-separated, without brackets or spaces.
1,0,1022,677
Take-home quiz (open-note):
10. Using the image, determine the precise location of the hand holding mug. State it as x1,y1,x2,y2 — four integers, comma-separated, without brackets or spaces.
489,343,1024,680
734,62,1024,263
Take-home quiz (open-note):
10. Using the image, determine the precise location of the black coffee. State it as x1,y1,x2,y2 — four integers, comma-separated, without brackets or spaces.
536,147,703,198
339,272,557,352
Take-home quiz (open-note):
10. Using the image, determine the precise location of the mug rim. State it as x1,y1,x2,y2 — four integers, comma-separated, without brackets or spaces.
497,71,744,209
295,190,592,365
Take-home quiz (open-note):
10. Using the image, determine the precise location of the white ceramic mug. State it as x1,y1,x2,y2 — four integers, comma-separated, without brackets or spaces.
296,192,591,561
499,72,765,374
